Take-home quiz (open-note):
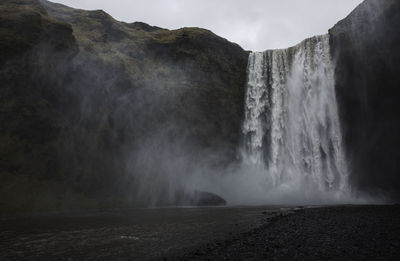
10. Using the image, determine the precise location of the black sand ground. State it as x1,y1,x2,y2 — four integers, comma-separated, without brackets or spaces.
1,205,399,260
176,205,400,260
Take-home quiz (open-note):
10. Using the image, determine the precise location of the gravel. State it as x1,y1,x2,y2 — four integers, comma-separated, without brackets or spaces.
175,205,400,261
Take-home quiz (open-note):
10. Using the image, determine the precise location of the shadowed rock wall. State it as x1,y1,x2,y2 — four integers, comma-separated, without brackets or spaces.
330,0,400,200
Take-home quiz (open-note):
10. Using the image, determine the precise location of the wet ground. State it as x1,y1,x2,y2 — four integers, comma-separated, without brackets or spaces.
0,206,282,260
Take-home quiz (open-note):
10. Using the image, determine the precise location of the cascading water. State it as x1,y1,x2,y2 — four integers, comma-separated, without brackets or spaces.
242,34,349,196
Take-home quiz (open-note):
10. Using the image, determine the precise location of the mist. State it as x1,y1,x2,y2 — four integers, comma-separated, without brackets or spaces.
117,30,390,206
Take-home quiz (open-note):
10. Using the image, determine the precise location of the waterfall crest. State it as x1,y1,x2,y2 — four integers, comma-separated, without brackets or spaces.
242,34,349,194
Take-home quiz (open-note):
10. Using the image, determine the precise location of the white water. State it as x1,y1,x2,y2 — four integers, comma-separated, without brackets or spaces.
240,34,350,201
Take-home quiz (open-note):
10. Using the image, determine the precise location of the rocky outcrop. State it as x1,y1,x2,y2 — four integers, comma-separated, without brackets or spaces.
329,0,400,200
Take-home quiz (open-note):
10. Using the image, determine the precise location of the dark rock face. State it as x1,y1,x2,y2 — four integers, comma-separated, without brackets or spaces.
0,0,81,212
329,0,400,200
0,0,248,212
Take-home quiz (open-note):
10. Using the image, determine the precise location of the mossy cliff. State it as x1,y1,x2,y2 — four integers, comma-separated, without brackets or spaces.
329,0,400,200
0,0,248,213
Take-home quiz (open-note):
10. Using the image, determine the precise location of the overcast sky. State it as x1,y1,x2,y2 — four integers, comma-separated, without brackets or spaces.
51,0,363,51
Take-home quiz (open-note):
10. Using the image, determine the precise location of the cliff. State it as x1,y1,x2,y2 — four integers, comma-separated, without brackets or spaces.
0,0,248,212
329,0,400,200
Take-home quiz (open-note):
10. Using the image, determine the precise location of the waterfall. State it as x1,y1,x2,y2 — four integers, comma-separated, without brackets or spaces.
242,34,349,194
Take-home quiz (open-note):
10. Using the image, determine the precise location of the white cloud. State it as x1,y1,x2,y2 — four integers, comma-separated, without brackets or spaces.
50,0,363,51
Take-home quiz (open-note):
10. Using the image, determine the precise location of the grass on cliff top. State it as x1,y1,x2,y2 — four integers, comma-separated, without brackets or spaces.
0,0,75,64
